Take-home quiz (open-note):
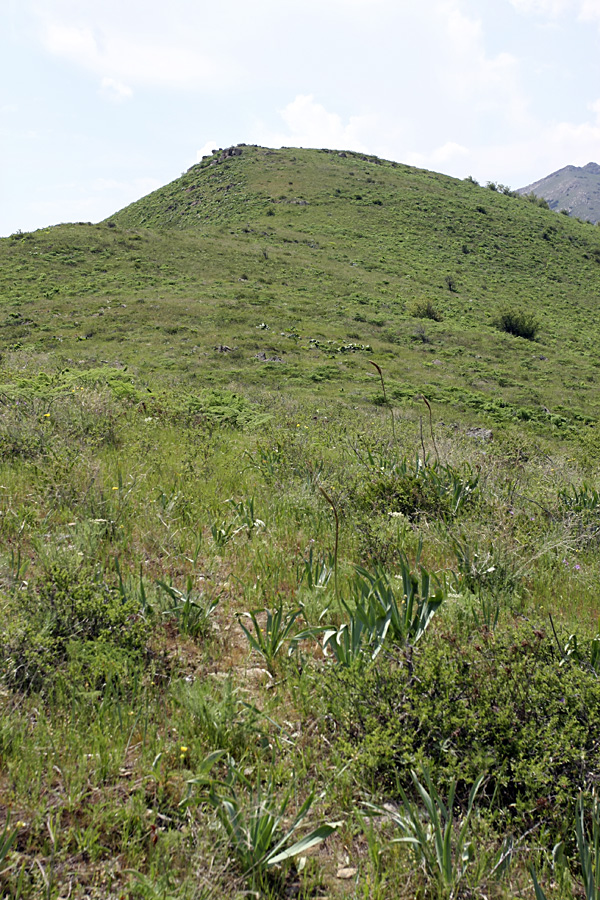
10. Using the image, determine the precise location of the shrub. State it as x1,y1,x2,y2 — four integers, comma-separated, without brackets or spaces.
1,564,150,693
495,307,539,340
355,455,478,522
353,457,478,565
407,298,443,322
444,275,457,293
322,622,600,835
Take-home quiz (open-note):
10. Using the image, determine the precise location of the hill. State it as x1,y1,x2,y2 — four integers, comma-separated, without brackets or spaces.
518,160,600,223
3,144,600,431
1,146,600,900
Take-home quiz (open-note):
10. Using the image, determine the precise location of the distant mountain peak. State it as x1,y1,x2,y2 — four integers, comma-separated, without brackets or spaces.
518,162,600,223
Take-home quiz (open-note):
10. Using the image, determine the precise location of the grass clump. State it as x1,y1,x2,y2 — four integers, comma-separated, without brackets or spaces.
355,453,478,522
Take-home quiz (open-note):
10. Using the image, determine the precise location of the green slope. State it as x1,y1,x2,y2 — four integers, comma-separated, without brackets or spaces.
2,144,600,432
4,146,600,900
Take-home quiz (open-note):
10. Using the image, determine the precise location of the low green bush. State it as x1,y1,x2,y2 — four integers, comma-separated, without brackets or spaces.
355,455,478,521
322,621,600,836
407,298,443,322
1,563,151,693
495,307,539,340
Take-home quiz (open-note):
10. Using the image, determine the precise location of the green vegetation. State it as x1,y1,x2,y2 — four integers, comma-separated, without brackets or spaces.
1,145,600,898
495,306,539,340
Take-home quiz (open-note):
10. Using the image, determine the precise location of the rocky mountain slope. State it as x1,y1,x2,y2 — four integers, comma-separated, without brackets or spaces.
518,161,600,223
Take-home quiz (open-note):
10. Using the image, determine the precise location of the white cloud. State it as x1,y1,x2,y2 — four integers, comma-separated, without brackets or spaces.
99,77,133,102
196,141,218,162
405,142,475,179
41,21,231,89
509,0,570,13
436,1,529,126
91,176,162,196
589,98,600,122
252,94,376,153
509,0,600,21
579,0,600,20
431,141,470,165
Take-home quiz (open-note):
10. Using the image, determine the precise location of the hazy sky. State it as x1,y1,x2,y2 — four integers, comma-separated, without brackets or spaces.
2,0,600,236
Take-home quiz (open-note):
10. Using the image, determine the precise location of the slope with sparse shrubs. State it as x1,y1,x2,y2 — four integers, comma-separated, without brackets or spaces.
1,146,600,900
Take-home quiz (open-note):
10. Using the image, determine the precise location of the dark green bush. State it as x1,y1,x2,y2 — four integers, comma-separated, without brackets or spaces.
495,307,539,340
407,298,443,322
352,458,478,564
1,564,150,693
359,468,446,519
322,622,600,835
355,457,478,522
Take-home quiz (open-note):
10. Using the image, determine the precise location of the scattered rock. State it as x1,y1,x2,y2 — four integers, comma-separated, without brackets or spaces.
336,868,357,880
254,352,283,362
215,344,237,353
466,427,493,442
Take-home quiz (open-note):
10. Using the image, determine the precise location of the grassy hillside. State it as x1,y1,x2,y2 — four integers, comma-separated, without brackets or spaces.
1,146,600,900
2,145,600,428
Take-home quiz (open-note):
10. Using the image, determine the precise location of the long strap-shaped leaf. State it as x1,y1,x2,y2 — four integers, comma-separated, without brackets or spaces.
267,821,342,866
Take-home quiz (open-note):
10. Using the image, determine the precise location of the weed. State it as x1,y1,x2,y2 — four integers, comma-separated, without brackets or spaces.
369,360,396,440
207,761,341,885
227,496,266,539
531,794,600,900
0,813,17,870
349,556,444,646
238,605,303,673
367,767,485,897
157,576,221,639
297,545,334,591
318,486,340,601
559,482,600,513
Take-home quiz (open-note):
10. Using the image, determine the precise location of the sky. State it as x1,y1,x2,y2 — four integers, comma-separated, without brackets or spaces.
1,0,600,236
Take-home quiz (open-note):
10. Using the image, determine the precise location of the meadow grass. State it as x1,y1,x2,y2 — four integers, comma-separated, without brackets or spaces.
1,146,600,898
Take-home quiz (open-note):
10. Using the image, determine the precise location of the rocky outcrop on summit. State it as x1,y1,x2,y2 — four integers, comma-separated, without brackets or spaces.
518,162,600,224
